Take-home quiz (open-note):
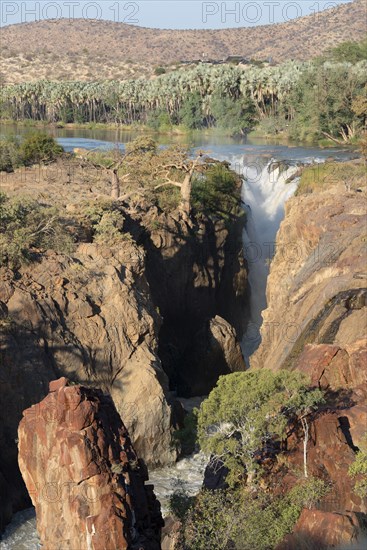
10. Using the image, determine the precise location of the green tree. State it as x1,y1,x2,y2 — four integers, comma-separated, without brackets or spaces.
325,38,367,63
288,62,366,142
20,132,63,165
198,369,324,486
210,94,256,134
179,92,204,130
146,109,172,131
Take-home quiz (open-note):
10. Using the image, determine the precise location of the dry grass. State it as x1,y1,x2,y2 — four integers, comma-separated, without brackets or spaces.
296,160,367,195
0,50,155,84
0,157,113,207
0,0,366,84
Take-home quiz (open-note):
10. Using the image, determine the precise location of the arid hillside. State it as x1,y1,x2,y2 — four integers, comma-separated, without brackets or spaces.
1,0,366,83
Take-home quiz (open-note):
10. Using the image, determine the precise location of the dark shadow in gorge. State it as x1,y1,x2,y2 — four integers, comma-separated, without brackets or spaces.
123,209,248,397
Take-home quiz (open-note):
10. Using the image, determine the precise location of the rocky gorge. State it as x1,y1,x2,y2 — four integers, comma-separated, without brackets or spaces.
0,156,248,534
1,146,366,549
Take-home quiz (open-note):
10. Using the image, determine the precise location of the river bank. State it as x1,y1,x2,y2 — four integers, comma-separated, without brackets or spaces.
1,119,357,149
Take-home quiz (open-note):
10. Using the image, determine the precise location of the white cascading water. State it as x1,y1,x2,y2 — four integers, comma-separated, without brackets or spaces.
240,159,300,360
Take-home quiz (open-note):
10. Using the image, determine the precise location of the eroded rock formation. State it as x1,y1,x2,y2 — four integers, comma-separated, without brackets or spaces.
139,209,247,396
1,241,175,467
252,184,367,373
185,315,246,395
18,377,163,549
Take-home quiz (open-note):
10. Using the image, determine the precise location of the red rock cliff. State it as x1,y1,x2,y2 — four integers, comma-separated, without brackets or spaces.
252,168,367,547
18,377,163,550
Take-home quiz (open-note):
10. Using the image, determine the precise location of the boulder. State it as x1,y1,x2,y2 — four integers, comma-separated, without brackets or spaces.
183,315,246,395
18,379,163,550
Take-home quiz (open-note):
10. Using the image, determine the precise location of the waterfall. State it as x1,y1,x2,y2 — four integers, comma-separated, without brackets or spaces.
240,159,300,361
213,155,299,362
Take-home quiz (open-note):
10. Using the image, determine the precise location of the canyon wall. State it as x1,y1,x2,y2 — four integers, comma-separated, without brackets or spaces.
252,178,366,374
136,208,247,396
252,169,367,545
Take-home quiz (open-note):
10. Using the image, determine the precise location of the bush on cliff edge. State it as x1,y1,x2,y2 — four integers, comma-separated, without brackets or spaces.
0,192,74,268
171,477,329,550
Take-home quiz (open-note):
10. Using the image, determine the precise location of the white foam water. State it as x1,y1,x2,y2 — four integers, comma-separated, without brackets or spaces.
148,452,208,516
240,159,300,359
0,509,39,550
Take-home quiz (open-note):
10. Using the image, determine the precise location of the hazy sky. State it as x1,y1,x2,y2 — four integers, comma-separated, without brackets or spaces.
1,0,353,29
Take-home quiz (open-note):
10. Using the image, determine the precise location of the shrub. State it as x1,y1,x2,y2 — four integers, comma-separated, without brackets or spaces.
80,200,127,245
349,433,367,498
154,66,166,76
20,132,63,165
288,477,330,509
0,192,74,268
192,164,239,218
0,136,22,172
176,477,330,550
174,409,198,456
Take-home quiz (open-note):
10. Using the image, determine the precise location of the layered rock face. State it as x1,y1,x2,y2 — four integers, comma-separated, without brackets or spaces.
18,378,163,549
252,184,367,373
1,241,174,467
252,176,367,545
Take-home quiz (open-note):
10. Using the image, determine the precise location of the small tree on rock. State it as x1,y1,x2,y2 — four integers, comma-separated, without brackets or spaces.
197,369,324,486
74,145,132,199
154,151,204,216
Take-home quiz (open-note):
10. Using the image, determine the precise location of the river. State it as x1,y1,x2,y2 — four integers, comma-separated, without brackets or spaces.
0,128,353,548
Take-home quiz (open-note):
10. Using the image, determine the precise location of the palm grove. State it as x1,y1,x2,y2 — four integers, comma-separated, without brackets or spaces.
1,39,366,143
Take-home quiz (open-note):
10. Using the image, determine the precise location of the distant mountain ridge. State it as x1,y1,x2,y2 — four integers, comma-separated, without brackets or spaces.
0,0,366,83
